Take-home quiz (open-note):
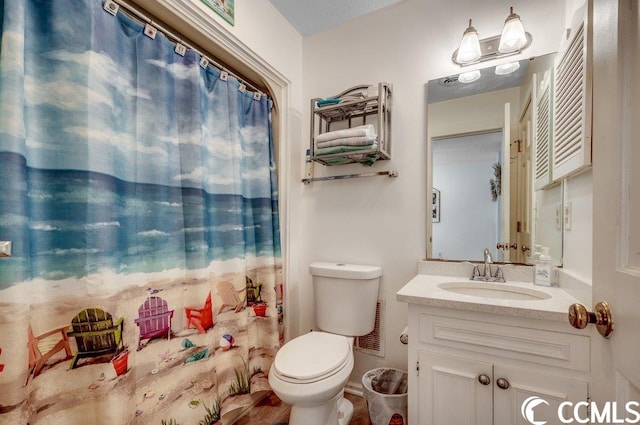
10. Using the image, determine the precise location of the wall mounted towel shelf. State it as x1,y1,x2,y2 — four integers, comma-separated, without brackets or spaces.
302,170,398,184
310,82,392,167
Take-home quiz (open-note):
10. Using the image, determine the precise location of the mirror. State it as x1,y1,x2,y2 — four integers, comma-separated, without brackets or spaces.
427,53,563,266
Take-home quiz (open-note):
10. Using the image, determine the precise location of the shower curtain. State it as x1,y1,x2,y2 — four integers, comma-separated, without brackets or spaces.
0,1,283,424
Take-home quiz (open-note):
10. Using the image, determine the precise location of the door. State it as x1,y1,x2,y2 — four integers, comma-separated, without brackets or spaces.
501,103,511,262
419,351,493,425
589,0,640,406
515,89,534,264
493,365,587,425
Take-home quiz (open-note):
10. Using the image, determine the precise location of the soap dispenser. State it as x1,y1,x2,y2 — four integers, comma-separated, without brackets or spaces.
530,244,542,263
534,246,554,287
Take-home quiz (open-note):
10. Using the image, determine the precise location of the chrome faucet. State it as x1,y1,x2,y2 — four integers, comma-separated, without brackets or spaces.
483,248,493,278
470,248,506,282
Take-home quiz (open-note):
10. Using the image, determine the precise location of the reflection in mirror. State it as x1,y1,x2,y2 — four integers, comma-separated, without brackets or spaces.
427,53,563,266
432,132,504,261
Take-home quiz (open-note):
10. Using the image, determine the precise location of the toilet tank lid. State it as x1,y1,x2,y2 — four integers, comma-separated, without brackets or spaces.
310,262,382,280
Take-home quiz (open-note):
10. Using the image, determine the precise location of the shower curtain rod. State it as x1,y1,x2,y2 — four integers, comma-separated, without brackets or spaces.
111,0,266,97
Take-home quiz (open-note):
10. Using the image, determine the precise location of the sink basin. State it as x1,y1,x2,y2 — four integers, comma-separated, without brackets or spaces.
438,282,552,301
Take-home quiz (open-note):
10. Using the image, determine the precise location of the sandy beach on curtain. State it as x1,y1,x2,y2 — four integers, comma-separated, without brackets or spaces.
0,256,281,425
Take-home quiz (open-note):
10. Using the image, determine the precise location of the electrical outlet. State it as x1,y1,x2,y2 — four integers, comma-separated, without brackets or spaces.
564,202,572,231
555,206,562,230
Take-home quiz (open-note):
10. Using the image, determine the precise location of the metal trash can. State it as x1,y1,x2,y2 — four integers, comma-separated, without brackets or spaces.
362,368,408,425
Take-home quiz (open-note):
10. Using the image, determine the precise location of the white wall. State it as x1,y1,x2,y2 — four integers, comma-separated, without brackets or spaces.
300,0,566,383
428,88,520,139
182,0,301,78
563,170,593,280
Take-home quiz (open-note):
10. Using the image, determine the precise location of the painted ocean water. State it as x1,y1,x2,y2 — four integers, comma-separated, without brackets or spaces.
0,151,280,289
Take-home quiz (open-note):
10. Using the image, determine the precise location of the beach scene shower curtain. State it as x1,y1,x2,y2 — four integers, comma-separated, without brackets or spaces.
0,1,283,424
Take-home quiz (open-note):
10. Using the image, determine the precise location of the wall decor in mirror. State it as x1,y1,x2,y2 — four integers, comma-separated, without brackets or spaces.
427,53,564,266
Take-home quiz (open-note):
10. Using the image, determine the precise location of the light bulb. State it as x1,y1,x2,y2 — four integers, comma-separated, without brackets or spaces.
456,19,481,64
499,7,527,53
495,61,520,75
458,70,481,84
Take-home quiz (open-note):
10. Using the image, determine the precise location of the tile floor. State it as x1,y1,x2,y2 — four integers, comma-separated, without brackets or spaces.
234,391,372,425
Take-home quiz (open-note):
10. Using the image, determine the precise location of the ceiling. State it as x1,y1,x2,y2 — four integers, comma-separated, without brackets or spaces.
268,0,405,36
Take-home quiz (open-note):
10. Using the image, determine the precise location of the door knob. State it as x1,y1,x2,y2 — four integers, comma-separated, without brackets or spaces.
477,374,491,385
496,378,510,390
568,301,614,338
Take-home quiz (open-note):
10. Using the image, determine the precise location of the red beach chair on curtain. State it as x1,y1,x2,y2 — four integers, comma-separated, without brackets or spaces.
184,291,213,334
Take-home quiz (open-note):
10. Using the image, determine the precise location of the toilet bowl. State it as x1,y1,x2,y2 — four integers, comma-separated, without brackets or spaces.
268,332,355,425
269,262,381,425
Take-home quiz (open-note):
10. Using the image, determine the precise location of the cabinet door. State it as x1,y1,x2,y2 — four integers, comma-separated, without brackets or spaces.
419,351,493,425
535,69,554,190
493,364,588,425
552,5,592,180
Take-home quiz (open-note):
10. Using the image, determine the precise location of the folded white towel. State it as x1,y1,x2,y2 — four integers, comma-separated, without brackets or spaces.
315,124,375,143
316,135,377,149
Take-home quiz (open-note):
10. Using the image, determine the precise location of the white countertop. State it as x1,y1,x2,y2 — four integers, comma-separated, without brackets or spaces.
396,274,582,322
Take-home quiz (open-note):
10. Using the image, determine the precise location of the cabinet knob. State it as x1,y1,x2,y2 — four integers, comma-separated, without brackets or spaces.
509,243,518,250
496,378,510,390
568,301,614,338
521,244,530,254
477,374,491,386
496,243,506,250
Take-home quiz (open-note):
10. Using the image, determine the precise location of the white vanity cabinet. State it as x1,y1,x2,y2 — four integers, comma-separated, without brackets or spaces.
407,306,590,425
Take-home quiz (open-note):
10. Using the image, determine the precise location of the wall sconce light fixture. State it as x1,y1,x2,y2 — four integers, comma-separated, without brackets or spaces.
455,20,481,64
452,7,532,67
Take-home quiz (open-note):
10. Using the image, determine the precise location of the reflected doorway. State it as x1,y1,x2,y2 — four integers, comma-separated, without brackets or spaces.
432,131,503,262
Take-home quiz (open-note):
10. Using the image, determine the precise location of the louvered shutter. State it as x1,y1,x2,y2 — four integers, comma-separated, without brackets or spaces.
552,16,592,180
535,69,553,189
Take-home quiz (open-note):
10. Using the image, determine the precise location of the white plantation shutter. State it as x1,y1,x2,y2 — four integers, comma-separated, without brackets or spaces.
552,16,592,180
535,69,553,190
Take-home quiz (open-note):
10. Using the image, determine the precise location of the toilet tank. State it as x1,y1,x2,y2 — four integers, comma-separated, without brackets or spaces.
310,262,381,337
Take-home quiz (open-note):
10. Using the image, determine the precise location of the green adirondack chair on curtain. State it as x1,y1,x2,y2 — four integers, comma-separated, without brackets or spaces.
67,308,124,369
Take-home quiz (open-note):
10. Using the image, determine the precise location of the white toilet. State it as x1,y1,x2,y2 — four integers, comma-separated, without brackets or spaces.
269,262,381,425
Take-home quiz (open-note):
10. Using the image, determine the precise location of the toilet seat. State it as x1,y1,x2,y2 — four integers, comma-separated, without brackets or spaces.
274,332,351,384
